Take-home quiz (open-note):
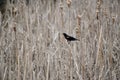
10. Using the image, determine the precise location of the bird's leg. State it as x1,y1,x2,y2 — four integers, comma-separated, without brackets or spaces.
67,41,70,44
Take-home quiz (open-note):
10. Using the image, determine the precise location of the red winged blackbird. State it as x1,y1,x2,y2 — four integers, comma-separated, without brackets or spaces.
63,33,79,42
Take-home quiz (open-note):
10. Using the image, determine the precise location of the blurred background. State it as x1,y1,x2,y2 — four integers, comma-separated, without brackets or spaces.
0,0,120,80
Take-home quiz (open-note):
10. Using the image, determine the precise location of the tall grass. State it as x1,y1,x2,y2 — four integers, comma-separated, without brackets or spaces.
0,0,120,80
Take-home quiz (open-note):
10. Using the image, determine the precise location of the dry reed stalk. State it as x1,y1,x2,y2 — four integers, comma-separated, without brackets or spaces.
3,67,7,80
66,0,72,32
94,25,103,79
96,0,102,20
17,53,20,80
76,15,81,39
46,54,50,80
68,45,72,80
59,3,65,44
23,52,27,80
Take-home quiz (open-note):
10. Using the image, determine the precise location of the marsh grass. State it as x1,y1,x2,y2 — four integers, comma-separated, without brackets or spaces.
0,0,120,80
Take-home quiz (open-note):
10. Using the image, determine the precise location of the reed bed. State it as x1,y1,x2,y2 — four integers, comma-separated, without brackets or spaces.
0,0,120,80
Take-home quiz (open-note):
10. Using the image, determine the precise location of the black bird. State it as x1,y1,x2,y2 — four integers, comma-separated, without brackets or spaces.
63,33,79,42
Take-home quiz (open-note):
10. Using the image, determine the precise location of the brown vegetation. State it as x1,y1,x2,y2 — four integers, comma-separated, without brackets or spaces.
0,0,120,80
